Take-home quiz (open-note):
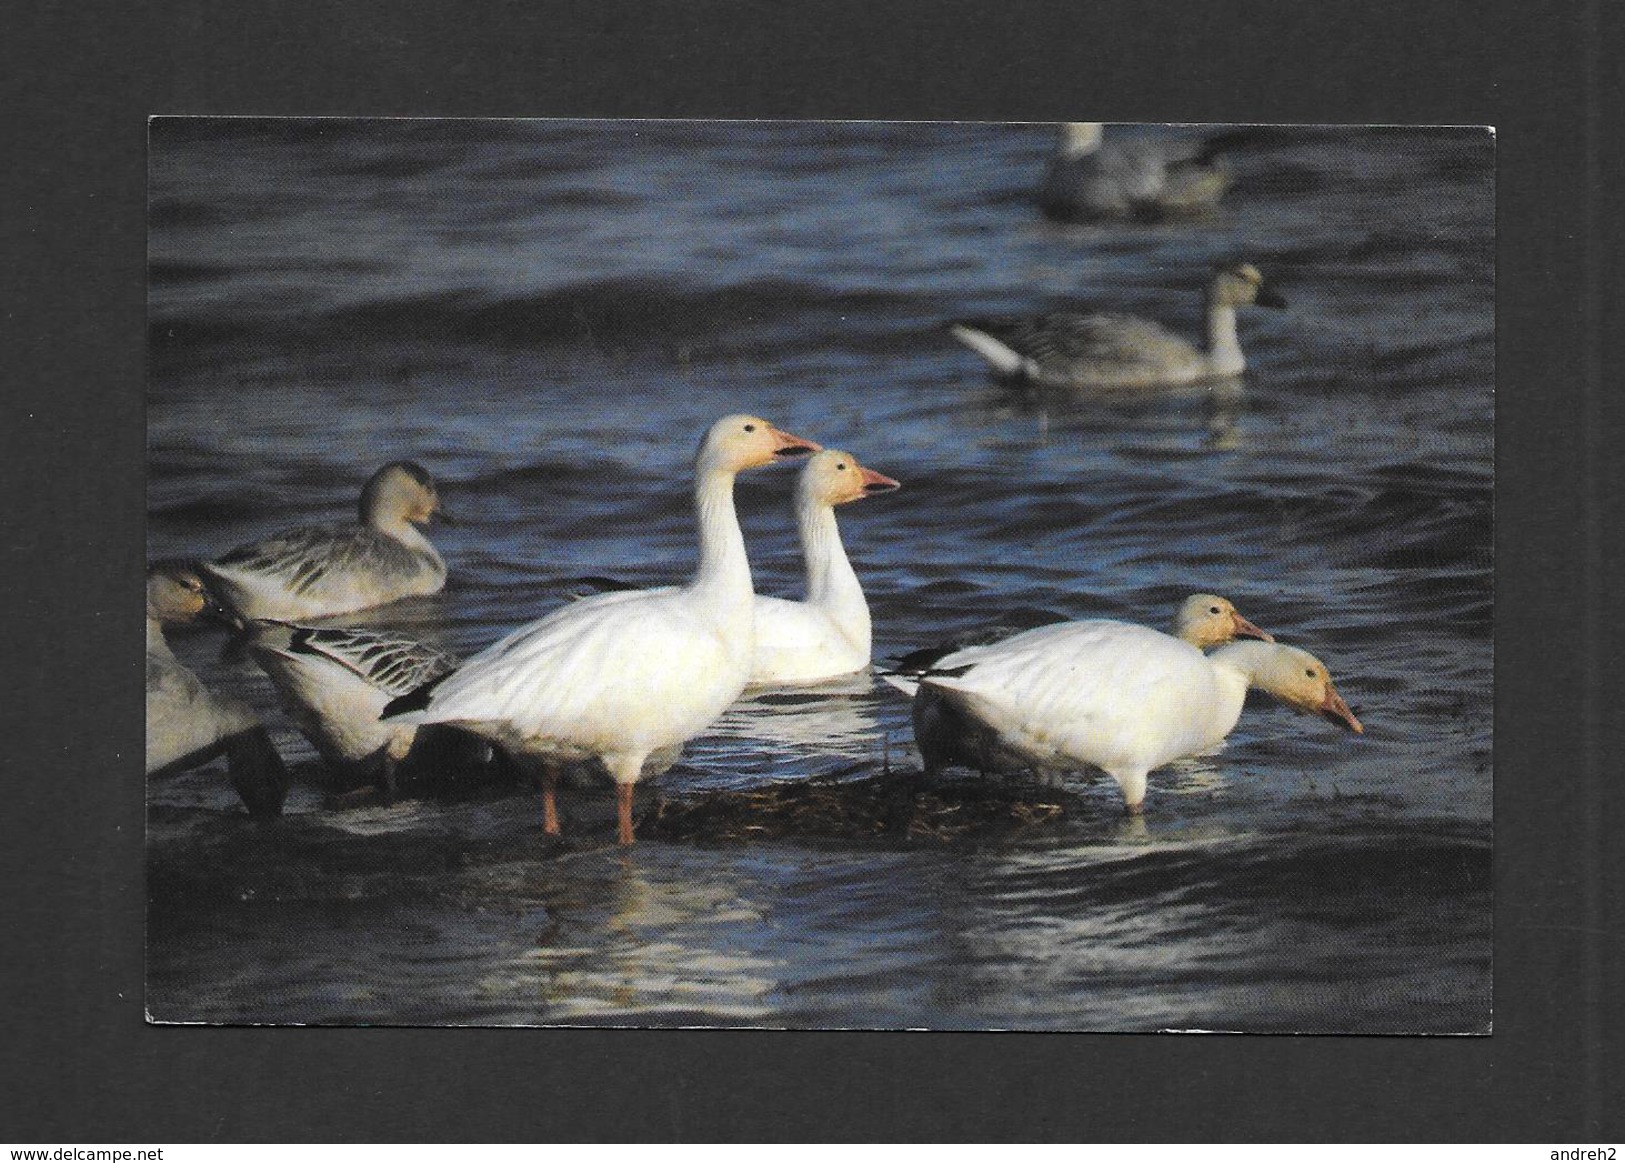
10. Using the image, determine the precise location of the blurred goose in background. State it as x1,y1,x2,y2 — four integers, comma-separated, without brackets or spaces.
201,461,450,622
382,415,821,846
1038,122,1233,223
146,562,289,817
949,262,1286,390
751,449,901,686
245,620,482,799
883,595,1361,815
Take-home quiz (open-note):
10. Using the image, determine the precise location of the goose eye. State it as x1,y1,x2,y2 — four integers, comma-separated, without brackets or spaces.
1208,606,1221,615
1305,668,1316,678
836,463,846,470
743,423,757,432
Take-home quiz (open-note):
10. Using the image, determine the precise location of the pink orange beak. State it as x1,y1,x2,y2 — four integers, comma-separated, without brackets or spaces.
1231,612,1275,643
1320,685,1364,734
857,465,902,495
769,425,821,459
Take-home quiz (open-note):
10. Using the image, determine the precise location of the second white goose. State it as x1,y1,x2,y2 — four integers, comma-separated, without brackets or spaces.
382,414,820,845
751,449,901,686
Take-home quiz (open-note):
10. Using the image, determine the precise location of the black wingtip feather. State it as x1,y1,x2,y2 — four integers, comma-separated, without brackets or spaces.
381,670,454,719
885,643,959,675
571,574,642,594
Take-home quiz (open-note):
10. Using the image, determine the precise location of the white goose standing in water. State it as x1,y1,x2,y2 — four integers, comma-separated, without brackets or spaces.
887,595,1360,812
146,562,289,817
383,415,820,845
202,461,451,622
1038,122,1233,223
949,262,1286,390
751,449,901,685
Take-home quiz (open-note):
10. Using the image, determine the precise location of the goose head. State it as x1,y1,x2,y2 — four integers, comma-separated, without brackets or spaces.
1210,262,1287,310
360,461,449,527
798,449,901,508
1175,593,1274,649
1242,642,1364,734
698,414,821,475
147,560,224,625
1056,122,1105,158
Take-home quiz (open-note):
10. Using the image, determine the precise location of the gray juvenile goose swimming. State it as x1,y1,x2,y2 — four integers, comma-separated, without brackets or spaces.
202,461,450,622
146,562,289,817
1038,122,1233,223
949,262,1286,390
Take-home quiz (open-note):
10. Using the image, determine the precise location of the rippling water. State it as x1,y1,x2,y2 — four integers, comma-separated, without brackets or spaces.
146,119,1492,1031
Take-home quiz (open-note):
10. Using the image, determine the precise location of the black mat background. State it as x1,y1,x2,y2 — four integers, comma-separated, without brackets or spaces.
3,0,1619,1143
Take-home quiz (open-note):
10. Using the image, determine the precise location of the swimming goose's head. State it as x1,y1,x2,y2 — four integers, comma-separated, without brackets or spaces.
699,414,822,475
1175,593,1274,649
1228,642,1363,734
360,461,449,528
798,449,902,508
1056,122,1105,158
147,560,224,625
1211,262,1287,310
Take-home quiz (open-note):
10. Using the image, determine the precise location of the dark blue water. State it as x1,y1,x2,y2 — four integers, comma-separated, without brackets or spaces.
146,119,1492,1031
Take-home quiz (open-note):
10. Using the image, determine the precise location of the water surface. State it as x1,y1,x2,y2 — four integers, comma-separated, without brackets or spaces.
147,119,1492,1031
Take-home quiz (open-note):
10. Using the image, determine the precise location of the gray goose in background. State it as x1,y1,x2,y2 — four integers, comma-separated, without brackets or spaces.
948,262,1286,390
1038,122,1234,223
201,461,451,623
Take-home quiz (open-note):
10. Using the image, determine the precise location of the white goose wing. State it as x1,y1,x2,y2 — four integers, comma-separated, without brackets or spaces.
392,587,746,746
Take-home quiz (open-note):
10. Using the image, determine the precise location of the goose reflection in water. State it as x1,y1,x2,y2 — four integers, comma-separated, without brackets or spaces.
981,374,1251,455
710,673,890,762
507,852,779,1025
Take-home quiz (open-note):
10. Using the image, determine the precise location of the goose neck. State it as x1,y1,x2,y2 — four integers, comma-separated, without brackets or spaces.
1207,641,1271,735
1209,641,1277,689
1204,289,1245,376
371,514,438,559
689,466,752,606
797,497,865,618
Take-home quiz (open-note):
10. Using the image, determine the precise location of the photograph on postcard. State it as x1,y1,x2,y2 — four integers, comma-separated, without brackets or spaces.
146,118,1491,1031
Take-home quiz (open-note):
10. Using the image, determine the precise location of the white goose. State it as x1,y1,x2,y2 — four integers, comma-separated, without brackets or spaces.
887,596,1360,812
146,562,289,817
382,414,820,845
751,449,900,686
202,461,450,622
949,262,1286,390
245,620,468,798
1038,122,1232,223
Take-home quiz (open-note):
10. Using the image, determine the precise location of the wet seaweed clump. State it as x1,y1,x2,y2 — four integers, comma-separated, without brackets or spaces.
644,767,1070,845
